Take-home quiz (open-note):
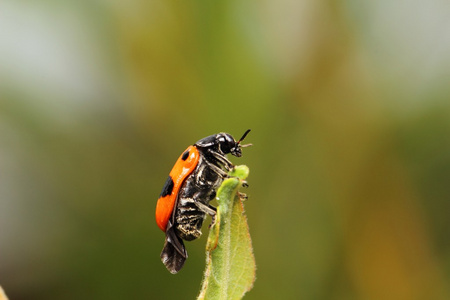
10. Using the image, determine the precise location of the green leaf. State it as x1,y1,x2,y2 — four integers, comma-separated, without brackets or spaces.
197,165,256,300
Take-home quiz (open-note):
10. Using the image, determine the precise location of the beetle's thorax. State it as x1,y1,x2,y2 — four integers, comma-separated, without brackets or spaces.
194,133,237,156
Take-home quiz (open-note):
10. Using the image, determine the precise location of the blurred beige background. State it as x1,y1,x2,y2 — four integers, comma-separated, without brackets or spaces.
1,1,449,299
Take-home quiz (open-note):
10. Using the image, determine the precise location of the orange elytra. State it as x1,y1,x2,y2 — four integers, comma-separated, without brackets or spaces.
155,146,200,231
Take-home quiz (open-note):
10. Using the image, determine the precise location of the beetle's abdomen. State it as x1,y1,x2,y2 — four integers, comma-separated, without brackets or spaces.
175,196,205,240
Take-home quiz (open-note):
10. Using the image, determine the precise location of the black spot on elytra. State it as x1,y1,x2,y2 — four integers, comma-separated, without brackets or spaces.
160,176,174,197
181,150,190,161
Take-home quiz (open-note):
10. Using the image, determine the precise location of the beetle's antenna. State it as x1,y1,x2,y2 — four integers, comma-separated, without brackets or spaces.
237,129,251,144
237,129,252,148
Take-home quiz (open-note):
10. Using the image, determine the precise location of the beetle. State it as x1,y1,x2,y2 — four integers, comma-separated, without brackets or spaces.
155,129,251,273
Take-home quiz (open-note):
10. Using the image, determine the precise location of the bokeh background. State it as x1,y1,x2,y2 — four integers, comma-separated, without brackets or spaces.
1,1,450,299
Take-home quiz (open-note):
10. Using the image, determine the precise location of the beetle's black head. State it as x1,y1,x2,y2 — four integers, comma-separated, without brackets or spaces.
194,129,252,157
229,129,252,157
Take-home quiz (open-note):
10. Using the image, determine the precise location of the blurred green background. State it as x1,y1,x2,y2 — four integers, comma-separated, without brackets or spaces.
1,1,450,299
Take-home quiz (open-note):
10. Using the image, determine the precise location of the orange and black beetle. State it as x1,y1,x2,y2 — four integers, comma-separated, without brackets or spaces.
155,130,251,273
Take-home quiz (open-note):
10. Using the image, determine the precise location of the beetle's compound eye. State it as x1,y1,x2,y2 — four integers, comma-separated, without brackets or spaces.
218,133,237,155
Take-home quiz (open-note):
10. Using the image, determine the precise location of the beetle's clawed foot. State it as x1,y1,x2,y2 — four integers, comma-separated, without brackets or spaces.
238,192,248,200
209,213,217,228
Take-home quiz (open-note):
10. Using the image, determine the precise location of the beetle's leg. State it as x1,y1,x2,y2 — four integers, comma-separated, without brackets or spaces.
238,192,248,200
201,158,230,178
193,200,217,216
192,193,217,226
206,149,234,170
